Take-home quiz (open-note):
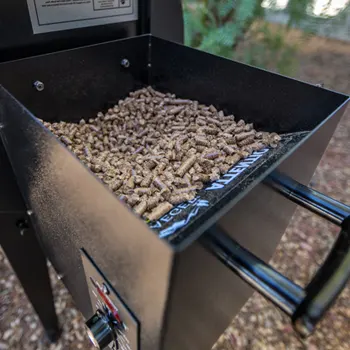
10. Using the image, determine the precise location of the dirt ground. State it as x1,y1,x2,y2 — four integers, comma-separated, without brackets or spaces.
1,35,349,349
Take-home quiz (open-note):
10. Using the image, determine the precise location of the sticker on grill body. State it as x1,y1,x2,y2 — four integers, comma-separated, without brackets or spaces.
148,148,270,240
81,250,139,350
26,0,138,34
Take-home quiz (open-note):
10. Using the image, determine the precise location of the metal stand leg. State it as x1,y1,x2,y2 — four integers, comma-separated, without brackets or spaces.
0,213,61,342
0,143,60,342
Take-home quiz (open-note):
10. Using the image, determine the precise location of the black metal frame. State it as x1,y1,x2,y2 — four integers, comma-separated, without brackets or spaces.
0,34,349,349
202,171,350,336
0,144,60,341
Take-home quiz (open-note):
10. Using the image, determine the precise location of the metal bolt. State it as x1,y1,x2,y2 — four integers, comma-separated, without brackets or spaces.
120,59,130,68
27,210,34,216
102,283,110,295
57,273,64,280
33,80,45,92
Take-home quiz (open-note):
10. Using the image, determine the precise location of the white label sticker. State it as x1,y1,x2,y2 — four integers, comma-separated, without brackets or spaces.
26,0,138,34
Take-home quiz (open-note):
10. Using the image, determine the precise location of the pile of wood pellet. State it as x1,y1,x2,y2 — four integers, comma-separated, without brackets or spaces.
41,87,281,221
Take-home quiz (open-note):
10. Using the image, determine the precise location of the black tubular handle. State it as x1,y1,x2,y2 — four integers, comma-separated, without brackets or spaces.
267,172,350,336
201,171,350,337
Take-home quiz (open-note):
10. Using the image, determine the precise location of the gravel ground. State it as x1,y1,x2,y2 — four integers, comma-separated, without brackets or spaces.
1,35,349,350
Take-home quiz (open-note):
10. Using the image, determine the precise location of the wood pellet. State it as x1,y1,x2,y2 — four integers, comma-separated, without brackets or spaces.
41,86,281,221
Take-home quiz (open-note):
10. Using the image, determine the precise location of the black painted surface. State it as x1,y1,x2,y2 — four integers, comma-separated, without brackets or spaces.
150,37,348,133
0,0,140,62
0,36,349,349
81,249,140,350
0,144,26,212
151,0,184,43
0,36,149,122
161,100,348,350
0,147,60,340
266,173,350,336
0,36,348,249
0,87,173,350
148,133,308,247
0,212,61,342
0,0,184,62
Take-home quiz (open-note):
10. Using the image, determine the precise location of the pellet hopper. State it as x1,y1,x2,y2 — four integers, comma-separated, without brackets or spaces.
0,1,349,349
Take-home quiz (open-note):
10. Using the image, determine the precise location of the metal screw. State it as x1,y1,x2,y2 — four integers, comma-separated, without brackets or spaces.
315,82,324,88
57,273,64,280
27,210,34,216
33,80,45,92
120,59,130,68
102,283,110,295
16,219,29,236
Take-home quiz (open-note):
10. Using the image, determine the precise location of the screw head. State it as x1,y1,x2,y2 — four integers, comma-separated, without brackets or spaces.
121,59,130,68
102,283,110,295
33,81,45,92
27,210,34,216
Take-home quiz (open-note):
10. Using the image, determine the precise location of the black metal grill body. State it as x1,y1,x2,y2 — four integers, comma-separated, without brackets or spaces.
0,0,183,62
0,35,349,349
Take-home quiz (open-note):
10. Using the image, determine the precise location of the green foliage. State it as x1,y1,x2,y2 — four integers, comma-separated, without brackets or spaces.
183,0,350,76
183,0,298,74
184,0,262,53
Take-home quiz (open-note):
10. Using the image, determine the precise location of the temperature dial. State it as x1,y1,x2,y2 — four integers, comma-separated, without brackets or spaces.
85,311,115,349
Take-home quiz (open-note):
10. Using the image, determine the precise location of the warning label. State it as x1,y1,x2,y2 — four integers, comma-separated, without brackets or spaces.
26,0,138,34
94,0,119,10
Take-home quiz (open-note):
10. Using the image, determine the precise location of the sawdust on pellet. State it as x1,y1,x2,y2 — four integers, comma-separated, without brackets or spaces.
41,87,280,221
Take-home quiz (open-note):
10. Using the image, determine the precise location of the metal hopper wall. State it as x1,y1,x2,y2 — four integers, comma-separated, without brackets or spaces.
0,35,349,350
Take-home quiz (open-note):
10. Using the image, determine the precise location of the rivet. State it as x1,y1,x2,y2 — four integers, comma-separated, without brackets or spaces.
120,59,130,68
33,81,45,92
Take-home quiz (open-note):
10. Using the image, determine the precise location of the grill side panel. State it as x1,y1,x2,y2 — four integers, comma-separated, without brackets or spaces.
150,36,347,134
0,36,150,122
160,75,348,350
0,87,174,350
